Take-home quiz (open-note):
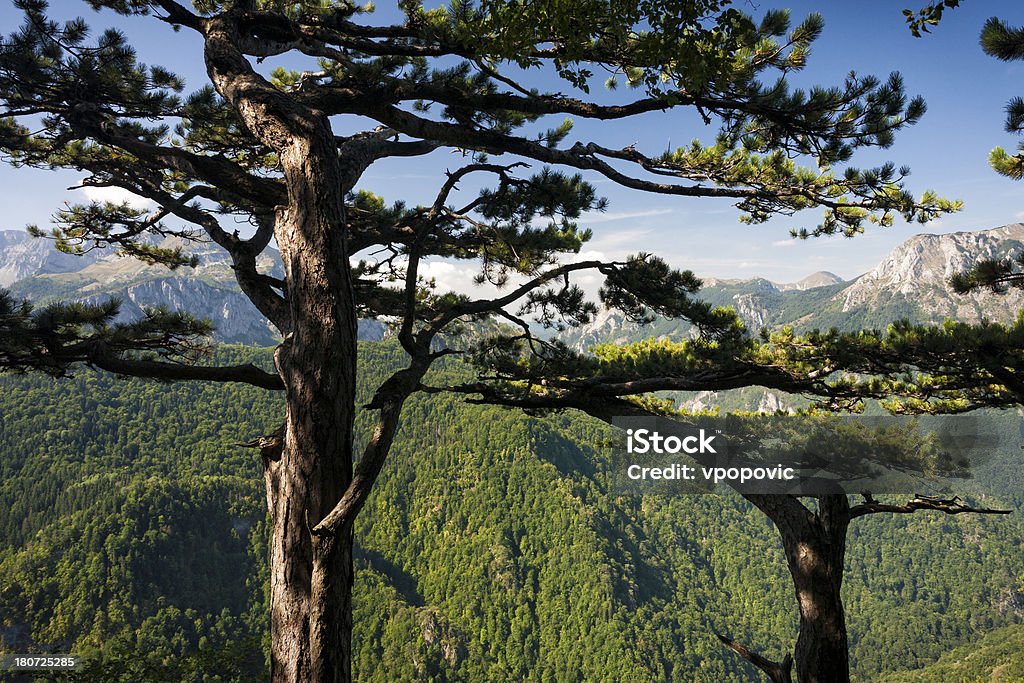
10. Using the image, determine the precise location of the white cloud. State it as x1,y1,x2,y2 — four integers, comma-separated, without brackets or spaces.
414,250,620,322
417,259,505,299
77,184,156,210
417,260,466,293
567,249,609,263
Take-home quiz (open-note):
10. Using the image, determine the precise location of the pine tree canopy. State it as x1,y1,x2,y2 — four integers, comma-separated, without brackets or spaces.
0,0,963,387
0,5,1006,681
0,288,283,386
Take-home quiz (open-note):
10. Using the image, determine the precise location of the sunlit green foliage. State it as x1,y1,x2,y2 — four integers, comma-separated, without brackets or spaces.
0,343,1021,681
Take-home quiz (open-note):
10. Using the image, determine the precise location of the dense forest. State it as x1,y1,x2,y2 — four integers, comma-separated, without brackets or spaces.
0,342,1022,681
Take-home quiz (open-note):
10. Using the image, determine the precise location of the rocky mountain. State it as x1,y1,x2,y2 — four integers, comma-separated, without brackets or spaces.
703,271,845,292
837,223,1024,322
5,223,1024,350
0,231,101,286
564,223,1024,351
780,270,845,291
0,230,386,346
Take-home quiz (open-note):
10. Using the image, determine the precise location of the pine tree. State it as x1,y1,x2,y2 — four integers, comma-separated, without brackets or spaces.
456,325,1018,683
982,17,1024,179
0,1,959,681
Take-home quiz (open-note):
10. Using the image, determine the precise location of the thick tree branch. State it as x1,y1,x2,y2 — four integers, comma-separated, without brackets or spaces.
334,131,441,189
151,0,204,32
362,104,773,199
312,362,430,536
715,633,793,683
76,171,293,334
85,340,283,389
86,123,287,209
744,494,817,538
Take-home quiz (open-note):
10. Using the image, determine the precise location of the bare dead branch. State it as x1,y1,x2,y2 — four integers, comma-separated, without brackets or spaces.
715,633,793,683
850,493,1013,518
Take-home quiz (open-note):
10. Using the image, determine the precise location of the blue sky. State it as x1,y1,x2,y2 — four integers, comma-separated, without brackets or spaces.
1,0,1023,285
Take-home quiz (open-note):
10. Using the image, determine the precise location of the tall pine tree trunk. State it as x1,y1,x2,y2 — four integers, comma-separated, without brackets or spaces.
263,132,358,683
749,494,851,683
203,15,366,677
785,495,850,683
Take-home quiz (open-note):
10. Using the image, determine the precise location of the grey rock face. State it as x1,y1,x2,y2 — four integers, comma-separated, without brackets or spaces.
837,224,1024,324
0,230,101,286
0,233,390,345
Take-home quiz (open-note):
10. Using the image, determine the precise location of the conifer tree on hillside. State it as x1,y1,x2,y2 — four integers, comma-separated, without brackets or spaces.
0,1,960,681
454,317,1022,683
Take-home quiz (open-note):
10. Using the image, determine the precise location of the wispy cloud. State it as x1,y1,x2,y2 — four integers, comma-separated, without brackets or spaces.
416,260,489,298
588,229,654,250
582,208,674,224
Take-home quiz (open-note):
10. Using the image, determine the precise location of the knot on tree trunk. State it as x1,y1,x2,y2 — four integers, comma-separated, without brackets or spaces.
235,422,286,464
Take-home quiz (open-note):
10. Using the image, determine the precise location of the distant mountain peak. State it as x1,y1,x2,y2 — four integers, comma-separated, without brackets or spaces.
562,222,1024,349
0,230,101,286
703,272,845,293
780,271,845,291
0,231,393,346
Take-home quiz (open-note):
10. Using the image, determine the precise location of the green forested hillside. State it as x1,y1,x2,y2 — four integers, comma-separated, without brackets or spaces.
0,343,1021,681
879,622,1024,683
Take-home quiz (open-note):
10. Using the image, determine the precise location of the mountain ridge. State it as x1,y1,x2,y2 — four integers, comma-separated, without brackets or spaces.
0,231,385,345
4,223,1024,348
565,223,1024,350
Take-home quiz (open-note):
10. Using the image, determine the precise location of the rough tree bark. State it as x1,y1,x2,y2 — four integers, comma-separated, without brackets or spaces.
203,14,361,683
747,494,851,683
266,134,357,683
